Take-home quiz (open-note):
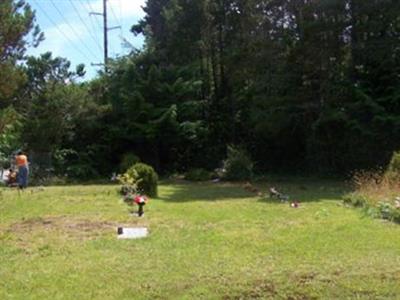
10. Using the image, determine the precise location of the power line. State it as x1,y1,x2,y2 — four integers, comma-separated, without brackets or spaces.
118,0,124,54
86,0,108,71
49,0,101,62
108,1,121,56
32,0,94,63
110,0,126,55
79,0,103,60
108,3,117,56
68,0,103,53
79,0,101,38
84,0,122,72
83,0,103,31
109,0,121,27
119,0,123,32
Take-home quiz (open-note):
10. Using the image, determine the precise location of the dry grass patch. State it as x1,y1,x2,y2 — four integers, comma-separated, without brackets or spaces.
3,216,142,243
351,170,400,206
344,169,400,223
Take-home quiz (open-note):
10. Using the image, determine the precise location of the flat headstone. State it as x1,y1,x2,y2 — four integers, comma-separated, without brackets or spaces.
117,227,148,239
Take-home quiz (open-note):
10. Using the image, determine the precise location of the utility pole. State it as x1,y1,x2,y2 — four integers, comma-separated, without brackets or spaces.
90,0,120,73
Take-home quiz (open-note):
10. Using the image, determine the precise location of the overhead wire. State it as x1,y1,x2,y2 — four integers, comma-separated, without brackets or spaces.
32,0,95,63
83,0,103,31
109,0,121,26
119,0,123,29
79,0,104,64
119,0,125,54
108,0,121,57
68,0,103,53
49,0,102,62
78,0,102,45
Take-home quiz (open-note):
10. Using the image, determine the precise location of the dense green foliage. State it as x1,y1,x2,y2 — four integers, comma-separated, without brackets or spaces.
223,145,253,181
385,152,400,180
0,0,43,103
119,153,140,173
344,194,400,224
0,107,21,166
345,152,400,224
184,168,212,181
1,0,400,177
0,0,41,168
99,0,400,175
125,163,158,197
123,0,400,175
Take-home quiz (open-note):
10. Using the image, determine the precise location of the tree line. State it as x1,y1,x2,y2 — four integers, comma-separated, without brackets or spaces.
1,0,399,178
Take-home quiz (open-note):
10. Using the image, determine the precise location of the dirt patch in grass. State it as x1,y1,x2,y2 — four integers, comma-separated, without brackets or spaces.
225,277,322,300
5,216,138,242
222,272,323,300
292,271,318,286
223,280,277,299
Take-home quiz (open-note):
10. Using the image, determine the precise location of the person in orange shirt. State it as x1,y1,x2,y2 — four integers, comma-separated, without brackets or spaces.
15,151,29,189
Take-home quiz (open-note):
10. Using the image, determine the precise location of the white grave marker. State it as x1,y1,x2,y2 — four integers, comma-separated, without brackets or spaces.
117,227,148,239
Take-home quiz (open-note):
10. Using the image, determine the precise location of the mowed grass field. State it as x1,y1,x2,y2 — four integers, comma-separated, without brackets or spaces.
1,179,400,299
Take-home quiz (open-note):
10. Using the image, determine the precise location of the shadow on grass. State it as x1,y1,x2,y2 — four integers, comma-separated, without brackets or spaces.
258,179,350,203
157,181,254,202
158,179,350,203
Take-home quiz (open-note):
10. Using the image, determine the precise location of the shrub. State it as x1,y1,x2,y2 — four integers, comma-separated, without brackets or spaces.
185,168,211,181
48,176,69,186
385,151,400,181
344,167,400,224
223,145,253,181
390,208,400,223
66,163,98,180
349,169,396,206
343,193,368,207
119,153,140,173
126,163,158,197
53,149,77,175
378,202,393,220
117,171,138,196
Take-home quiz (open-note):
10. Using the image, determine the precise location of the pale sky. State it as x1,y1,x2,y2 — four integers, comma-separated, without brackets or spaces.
26,0,146,80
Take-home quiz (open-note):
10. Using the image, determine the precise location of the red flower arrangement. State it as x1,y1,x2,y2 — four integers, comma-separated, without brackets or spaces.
123,193,149,217
134,195,148,205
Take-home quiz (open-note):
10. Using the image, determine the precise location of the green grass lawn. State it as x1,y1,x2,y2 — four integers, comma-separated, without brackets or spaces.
1,179,400,299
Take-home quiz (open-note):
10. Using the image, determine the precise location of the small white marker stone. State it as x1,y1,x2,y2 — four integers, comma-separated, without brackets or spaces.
117,227,148,239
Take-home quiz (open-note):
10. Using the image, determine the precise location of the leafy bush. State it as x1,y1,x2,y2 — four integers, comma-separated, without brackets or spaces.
119,153,140,173
0,108,22,165
378,202,393,220
344,153,400,224
385,151,400,181
30,175,67,186
343,193,368,207
117,171,138,196
343,178,400,224
223,145,253,181
390,208,400,223
343,193,400,224
45,176,68,186
52,149,98,180
126,163,158,197
369,202,400,224
66,163,98,180
53,148,77,175
185,168,211,181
